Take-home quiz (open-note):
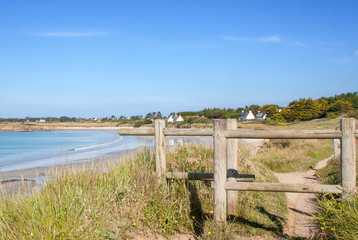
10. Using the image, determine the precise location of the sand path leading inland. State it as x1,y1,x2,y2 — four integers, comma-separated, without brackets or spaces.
274,156,334,238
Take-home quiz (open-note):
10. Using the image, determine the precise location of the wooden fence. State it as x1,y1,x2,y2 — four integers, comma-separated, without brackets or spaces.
118,118,357,222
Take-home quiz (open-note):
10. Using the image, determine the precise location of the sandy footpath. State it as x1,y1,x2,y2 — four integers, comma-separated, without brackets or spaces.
274,156,334,238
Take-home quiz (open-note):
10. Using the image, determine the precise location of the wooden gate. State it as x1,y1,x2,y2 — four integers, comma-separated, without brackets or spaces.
119,118,357,222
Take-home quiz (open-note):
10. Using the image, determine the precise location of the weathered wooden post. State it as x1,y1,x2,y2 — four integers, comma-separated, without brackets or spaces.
226,119,238,216
334,138,340,159
154,119,166,183
341,118,356,200
214,119,227,222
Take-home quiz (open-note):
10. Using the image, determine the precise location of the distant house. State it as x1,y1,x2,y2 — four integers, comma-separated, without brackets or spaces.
255,111,268,120
166,115,184,123
165,115,175,123
238,111,255,120
39,119,46,123
174,115,184,122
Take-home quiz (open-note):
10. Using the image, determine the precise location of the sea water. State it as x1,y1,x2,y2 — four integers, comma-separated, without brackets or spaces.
0,130,154,172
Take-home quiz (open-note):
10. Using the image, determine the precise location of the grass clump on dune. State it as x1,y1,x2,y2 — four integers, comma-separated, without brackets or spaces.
0,144,287,239
314,155,358,240
254,139,333,173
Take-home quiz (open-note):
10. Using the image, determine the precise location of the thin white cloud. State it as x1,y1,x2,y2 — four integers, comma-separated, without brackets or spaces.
223,35,304,46
30,31,107,37
354,49,358,56
259,36,282,43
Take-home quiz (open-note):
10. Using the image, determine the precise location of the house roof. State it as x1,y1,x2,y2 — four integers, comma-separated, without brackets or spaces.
239,111,251,118
255,111,267,118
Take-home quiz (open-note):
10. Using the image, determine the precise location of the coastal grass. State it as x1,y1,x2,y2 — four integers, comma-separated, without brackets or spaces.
314,155,358,239
314,138,358,240
254,139,334,173
316,156,342,185
0,144,287,239
278,118,341,130
314,194,358,240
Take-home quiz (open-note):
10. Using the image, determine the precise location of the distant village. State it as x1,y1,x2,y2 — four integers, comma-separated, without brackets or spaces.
1,92,357,124
6,110,270,124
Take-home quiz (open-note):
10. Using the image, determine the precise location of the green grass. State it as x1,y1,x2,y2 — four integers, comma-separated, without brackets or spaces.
0,144,287,239
314,194,358,240
254,139,334,173
317,157,341,185
280,117,341,130
314,151,358,239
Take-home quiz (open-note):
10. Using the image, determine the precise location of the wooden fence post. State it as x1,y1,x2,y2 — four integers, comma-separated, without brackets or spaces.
226,119,238,216
154,119,166,183
334,138,340,159
214,119,227,222
341,118,356,200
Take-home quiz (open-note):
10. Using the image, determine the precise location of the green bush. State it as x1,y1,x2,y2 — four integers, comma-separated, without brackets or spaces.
264,119,273,125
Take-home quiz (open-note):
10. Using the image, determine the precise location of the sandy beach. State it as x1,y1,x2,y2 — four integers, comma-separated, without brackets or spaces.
0,132,214,196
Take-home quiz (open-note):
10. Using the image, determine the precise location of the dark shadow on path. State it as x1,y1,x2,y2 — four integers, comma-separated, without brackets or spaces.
188,182,204,238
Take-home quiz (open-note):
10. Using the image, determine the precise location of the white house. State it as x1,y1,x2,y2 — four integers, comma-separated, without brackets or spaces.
166,115,184,123
174,115,184,122
238,111,255,120
255,111,268,120
165,115,175,123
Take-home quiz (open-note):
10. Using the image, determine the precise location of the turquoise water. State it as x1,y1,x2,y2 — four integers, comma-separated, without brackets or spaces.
0,131,153,172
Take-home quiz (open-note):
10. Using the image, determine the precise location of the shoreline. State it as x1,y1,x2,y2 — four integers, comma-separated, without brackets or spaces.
0,134,213,196
0,148,140,196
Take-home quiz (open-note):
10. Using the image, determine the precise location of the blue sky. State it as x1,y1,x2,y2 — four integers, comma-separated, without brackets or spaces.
0,1,357,118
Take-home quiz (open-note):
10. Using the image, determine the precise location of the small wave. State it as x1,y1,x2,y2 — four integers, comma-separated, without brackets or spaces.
73,136,124,151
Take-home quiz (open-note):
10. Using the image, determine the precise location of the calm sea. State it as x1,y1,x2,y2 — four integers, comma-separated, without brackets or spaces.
0,130,154,172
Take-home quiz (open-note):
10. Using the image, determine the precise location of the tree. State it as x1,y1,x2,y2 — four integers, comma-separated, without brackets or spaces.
282,98,326,121
259,105,280,118
328,100,354,114
244,105,260,115
145,113,153,119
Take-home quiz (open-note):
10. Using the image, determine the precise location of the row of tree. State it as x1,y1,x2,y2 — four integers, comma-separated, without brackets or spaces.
275,93,357,121
1,92,357,124
177,92,358,122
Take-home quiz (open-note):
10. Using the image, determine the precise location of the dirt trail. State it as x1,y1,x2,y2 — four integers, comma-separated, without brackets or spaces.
274,156,334,238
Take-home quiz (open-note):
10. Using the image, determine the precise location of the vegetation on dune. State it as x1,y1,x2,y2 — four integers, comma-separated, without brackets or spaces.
315,195,358,240
0,144,287,239
314,154,358,240
255,139,334,173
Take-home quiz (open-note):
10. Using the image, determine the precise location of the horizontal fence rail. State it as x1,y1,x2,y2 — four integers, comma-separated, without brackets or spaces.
225,182,343,194
224,129,343,139
164,128,214,136
166,172,255,182
118,128,154,135
119,127,358,139
118,118,357,223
